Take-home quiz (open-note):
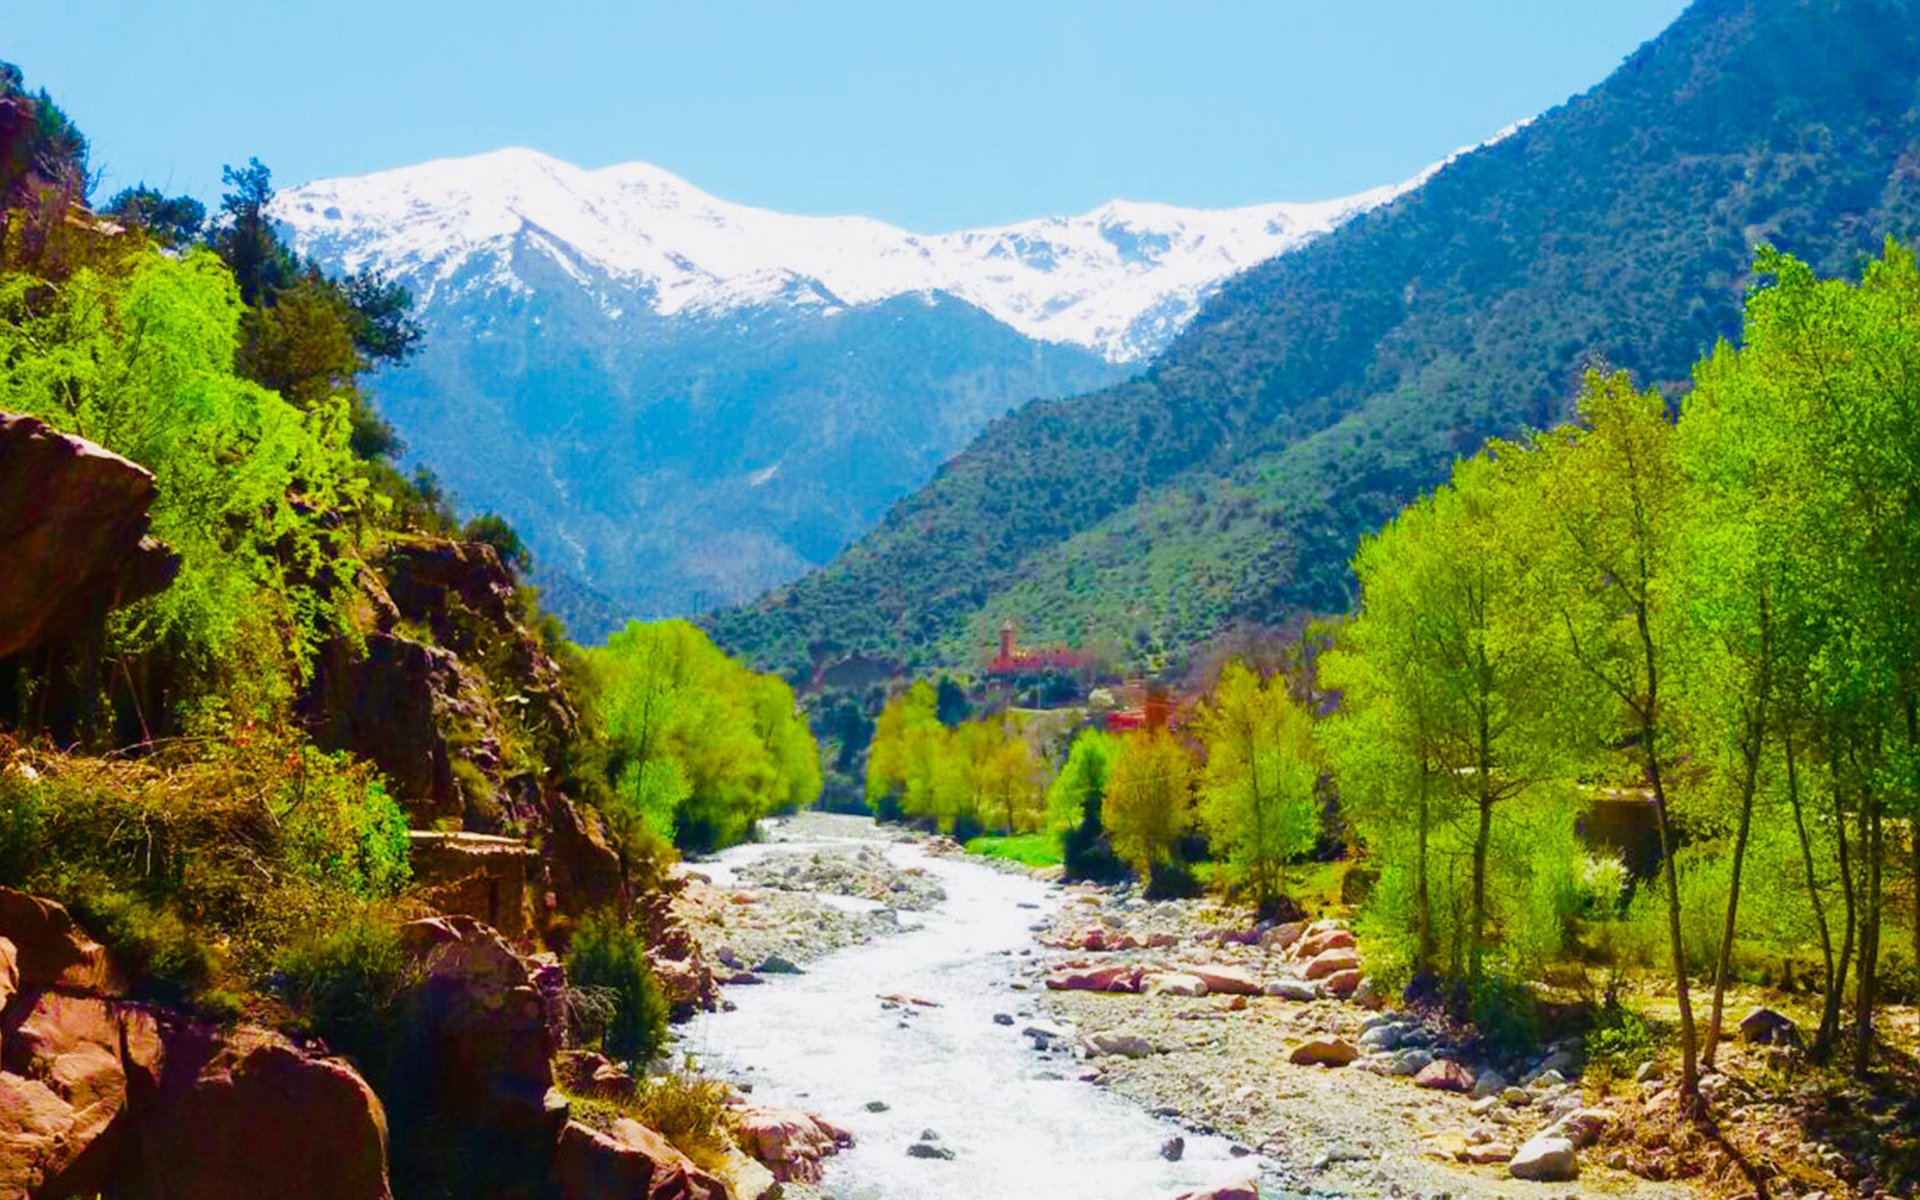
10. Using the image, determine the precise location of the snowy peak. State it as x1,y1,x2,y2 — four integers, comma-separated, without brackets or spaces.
276,147,1433,362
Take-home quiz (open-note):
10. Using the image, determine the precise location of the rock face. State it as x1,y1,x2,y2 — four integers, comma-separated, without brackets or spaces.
731,1104,853,1183
127,1025,392,1200
0,890,392,1200
0,412,179,661
399,916,560,1142
408,831,536,940
552,1119,729,1200
307,630,493,824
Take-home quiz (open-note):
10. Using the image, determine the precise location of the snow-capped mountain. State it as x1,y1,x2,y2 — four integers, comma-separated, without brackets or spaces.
277,148,1421,363
275,149,1446,637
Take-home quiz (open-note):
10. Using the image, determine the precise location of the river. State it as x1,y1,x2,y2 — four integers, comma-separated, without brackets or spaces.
679,817,1268,1200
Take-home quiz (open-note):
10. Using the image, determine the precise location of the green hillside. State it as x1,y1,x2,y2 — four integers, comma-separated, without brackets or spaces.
707,0,1920,677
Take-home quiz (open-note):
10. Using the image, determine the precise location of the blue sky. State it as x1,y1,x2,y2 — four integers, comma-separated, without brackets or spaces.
9,0,1691,231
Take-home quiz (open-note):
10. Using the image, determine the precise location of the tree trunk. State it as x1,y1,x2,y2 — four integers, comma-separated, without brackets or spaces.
1785,732,1835,1040
1818,762,1857,1062
1469,708,1494,978
1853,798,1882,1076
1648,757,1699,1104
1704,666,1770,1066
1417,767,1435,972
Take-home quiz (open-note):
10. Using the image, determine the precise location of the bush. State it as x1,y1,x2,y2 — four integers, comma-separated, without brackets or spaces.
274,913,410,1079
74,888,215,1005
1586,1001,1661,1077
566,913,669,1069
629,1060,735,1172
1467,967,1540,1057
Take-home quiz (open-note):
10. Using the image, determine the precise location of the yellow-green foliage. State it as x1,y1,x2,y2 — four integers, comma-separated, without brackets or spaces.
865,684,1045,835
1194,660,1320,911
587,619,821,853
1102,728,1193,880
0,720,410,995
0,248,363,691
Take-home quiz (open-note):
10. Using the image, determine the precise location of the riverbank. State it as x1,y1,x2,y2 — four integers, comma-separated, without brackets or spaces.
1025,881,1919,1200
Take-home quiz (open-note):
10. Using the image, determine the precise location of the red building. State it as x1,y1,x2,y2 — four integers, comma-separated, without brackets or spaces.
988,621,1096,675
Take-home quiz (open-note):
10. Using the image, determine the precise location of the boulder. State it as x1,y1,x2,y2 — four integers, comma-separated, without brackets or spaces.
1321,968,1363,998
1294,928,1356,961
1508,1133,1579,1182
1390,1048,1435,1076
1083,1032,1155,1059
127,1025,391,1200
1470,1068,1509,1099
552,1119,728,1200
1738,1006,1801,1046
1351,975,1385,1010
731,1104,853,1183
0,888,127,996
0,413,179,661
1260,922,1307,952
1144,973,1209,998
1463,1142,1516,1164
400,917,559,1141
1264,978,1319,1002
0,990,133,1198
1185,965,1261,996
0,936,16,1010
1302,949,1360,980
1415,1060,1476,1092
1168,1178,1259,1200
554,1050,638,1102
1551,1107,1616,1149
1045,965,1140,993
1288,1038,1361,1067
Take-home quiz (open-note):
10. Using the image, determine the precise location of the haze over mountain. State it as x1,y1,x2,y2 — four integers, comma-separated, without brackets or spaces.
708,0,1920,681
276,151,1431,632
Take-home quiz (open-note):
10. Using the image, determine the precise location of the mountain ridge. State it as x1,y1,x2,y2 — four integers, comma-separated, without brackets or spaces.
276,144,1441,363
705,0,1920,680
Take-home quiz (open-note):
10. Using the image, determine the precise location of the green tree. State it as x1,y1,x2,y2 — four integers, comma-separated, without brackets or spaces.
1502,370,1702,1103
1048,728,1125,882
1104,729,1194,886
1195,660,1319,915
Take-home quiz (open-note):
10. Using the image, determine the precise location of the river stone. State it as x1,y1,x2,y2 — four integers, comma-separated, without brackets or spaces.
1415,1060,1475,1092
1264,978,1319,1001
1288,1038,1360,1067
1303,948,1360,980
1509,1134,1579,1181
1083,1032,1154,1059
992,1013,1014,1025
1551,1107,1615,1149
864,1100,888,1112
1390,1048,1435,1076
907,1142,955,1160
1144,972,1209,998
1739,1005,1801,1046
1160,1135,1185,1161
1470,1068,1507,1098
757,953,803,975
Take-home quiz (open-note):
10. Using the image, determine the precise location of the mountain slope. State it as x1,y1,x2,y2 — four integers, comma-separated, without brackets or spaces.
707,0,1920,678
278,153,1419,634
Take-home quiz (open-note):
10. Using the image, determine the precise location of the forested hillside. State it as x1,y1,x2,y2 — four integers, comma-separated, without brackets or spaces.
708,0,1920,678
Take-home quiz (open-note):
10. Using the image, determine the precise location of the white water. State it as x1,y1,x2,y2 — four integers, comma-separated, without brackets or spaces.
680,820,1275,1200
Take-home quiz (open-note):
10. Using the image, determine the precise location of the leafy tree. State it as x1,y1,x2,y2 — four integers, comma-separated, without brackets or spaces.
103,184,206,247
1501,371,1703,1103
589,620,820,855
0,248,362,712
1103,729,1194,887
1194,660,1319,915
1048,728,1126,882
462,513,533,576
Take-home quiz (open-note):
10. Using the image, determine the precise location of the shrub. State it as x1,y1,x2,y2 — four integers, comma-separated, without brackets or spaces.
73,888,215,1004
565,913,669,1069
1586,1002,1661,1078
273,913,410,1079
629,1059,735,1172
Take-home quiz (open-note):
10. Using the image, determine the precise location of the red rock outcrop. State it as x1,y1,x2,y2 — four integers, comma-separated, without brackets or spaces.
552,1118,729,1200
126,1025,392,1200
731,1104,852,1184
0,413,179,662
